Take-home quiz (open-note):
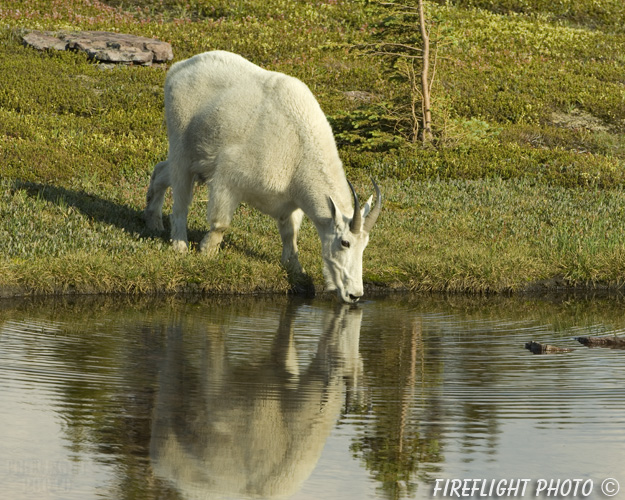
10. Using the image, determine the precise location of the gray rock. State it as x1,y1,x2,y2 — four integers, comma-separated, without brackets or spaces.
22,31,69,51
22,30,173,65
342,91,376,103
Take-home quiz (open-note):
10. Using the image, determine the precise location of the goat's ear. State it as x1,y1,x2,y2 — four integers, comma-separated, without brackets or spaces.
361,195,374,218
328,196,344,227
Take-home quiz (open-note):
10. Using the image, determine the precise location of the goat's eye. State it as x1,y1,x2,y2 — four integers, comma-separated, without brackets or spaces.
341,240,350,248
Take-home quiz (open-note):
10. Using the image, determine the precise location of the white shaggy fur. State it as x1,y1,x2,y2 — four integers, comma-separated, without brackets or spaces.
144,51,381,303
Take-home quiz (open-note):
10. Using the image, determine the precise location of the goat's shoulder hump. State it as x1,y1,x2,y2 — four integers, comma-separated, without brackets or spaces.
168,51,263,81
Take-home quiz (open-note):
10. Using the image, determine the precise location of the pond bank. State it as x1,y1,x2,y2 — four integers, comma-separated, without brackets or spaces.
4,177,625,300
2,276,624,301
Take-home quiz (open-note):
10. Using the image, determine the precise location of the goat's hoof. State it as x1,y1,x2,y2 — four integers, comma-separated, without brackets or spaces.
288,270,314,295
172,240,188,253
199,245,219,258
283,258,305,277
199,233,222,257
147,222,165,233
290,281,315,296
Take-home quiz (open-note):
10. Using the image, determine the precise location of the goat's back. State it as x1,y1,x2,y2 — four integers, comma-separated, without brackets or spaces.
164,51,329,144
163,51,344,202
164,51,263,132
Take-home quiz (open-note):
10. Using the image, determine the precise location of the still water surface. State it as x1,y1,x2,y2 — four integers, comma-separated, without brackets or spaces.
1,295,624,500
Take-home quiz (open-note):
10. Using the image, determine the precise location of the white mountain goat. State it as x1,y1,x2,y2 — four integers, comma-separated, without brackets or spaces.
144,51,381,303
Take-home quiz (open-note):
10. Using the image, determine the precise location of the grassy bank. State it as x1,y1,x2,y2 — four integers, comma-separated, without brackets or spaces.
1,0,625,297
4,175,625,295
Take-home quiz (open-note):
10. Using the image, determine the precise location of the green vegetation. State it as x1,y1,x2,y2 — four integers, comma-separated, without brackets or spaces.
1,0,625,296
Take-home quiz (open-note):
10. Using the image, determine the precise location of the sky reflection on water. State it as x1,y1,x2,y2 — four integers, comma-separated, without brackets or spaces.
1,295,624,500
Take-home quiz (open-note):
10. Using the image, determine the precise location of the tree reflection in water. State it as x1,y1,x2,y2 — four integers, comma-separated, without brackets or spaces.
353,308,445,500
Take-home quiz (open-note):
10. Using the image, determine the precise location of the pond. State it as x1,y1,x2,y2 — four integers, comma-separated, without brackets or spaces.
1,294,624,500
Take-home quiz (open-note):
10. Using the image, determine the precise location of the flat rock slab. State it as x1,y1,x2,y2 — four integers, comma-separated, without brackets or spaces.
22,30,173,65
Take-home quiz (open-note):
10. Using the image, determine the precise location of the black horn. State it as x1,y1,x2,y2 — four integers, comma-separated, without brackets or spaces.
362,178,382,233
348,180,362,234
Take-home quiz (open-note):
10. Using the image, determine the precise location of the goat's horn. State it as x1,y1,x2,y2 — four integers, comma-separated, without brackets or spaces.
362,177,382,233
348,180,362,234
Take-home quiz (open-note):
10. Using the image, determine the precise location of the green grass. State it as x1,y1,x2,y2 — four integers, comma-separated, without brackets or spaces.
4,175,625,295
2,0,625,296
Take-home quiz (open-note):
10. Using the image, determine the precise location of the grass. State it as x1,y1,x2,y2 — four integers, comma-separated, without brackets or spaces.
1,0,625,296
4,175,625,296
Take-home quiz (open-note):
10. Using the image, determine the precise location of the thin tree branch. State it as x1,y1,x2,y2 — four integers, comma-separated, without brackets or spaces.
429,41,439,96
355,42,424,53
379,2,420,12
368,51,424,60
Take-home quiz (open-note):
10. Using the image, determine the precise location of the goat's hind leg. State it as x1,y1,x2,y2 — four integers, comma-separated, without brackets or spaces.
170,166,195,253
144,160,170,232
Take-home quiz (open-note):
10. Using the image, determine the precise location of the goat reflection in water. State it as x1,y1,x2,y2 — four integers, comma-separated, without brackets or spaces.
150,302,363,499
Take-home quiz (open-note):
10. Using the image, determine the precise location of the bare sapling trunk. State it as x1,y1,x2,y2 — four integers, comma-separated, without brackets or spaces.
355,1,438,146
417,0,433,144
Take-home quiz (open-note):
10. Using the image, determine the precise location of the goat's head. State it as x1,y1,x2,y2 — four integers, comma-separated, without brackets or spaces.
322,178,382,304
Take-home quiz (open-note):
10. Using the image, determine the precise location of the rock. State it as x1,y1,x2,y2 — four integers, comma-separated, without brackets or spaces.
22,31,69,51
22,30,173,65
342,90,376,103
525,341,572,354
551,109,609,133
575,336,625,349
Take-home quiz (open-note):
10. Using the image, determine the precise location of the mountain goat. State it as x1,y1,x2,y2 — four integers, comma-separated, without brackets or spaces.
144,51,381,303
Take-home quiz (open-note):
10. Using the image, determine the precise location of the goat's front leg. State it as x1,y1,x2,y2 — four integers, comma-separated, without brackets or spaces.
199,184,240,257
278,209,305,275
